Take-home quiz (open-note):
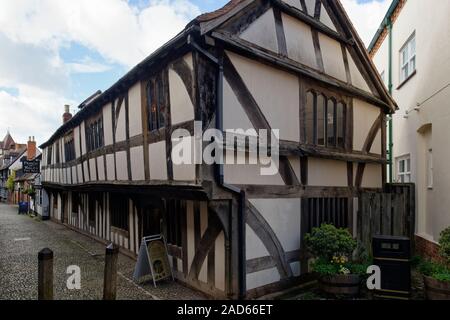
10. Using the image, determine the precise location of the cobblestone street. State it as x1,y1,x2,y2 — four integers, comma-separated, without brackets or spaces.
0,203,205,300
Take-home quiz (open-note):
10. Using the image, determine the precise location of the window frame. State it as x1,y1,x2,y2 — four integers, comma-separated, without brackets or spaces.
399,32,416,84
64,132,76,162
396,155,411,183
146,70,168,133
304,88,348,150
85,113,104,153
427,148,433,189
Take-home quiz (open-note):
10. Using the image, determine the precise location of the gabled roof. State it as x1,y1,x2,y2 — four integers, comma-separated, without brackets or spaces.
1,132,15,150
40,0,397,148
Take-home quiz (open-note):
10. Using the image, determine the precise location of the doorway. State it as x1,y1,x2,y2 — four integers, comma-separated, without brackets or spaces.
140,202,163,238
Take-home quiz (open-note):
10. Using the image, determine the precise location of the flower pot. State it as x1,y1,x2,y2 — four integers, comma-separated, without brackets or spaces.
320,274,361,297
423,276,450,300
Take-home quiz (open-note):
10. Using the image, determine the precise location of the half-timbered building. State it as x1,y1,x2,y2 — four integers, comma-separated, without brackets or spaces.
40,0,397,299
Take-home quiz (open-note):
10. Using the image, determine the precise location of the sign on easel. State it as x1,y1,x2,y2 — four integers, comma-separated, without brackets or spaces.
133,235,173,287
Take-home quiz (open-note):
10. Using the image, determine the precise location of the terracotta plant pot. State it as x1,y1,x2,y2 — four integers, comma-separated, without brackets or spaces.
320,274,361,297
423,276,450,300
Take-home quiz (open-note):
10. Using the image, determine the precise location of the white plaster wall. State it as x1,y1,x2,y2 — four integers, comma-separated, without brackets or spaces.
240,8,278,53
246,267,280,291
83,161,89,182
353,99,381,152
97,157,105,181
282,0,302,11
319,33,347,82
250,199,301,252
172,136,196,181
215,231,226,292
149,141,168,180
72,167,77,184
115,99,127,143
106,154,115,181
130,146,145,181
169,68,194,125
361,164,382,189
199,202,208,283
283,14,317,69
227,51,300,142
115,151,128,181
77,164,82,183
308,158,348,187
224,151,285,185
223,79,255,131
347,49,371,93
319,4,337,32
246,226,270,260
89,158,96,181
80,122,87,155
128,82,143,137
103,103,113,146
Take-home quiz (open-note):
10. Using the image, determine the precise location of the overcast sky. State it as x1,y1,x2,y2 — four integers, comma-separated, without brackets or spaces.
0,0,391,145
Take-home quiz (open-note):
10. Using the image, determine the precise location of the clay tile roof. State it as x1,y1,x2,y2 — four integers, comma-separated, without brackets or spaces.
2,132,15,150
195,0,244,23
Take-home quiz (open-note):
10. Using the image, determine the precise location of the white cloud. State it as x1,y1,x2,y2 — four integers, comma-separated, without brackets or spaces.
0,0,201,144
0,0,201,67
340,0,391,46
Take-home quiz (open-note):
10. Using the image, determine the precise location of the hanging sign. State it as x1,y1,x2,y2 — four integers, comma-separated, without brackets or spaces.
22,160,40,174
133,234,173,287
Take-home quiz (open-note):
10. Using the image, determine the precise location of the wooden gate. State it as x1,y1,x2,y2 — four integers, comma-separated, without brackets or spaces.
358,184,415,253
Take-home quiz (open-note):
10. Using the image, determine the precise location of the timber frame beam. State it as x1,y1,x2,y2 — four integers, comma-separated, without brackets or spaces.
211,31,391,112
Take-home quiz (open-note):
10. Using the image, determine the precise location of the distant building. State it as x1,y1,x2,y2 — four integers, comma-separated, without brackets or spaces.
0,132,26,202
370,0,450,258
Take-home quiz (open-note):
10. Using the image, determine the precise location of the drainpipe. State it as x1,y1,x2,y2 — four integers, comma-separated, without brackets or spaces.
387,18,394,183
188,36,246,299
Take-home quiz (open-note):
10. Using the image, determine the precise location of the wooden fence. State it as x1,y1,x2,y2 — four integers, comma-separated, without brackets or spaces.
358,183,415,253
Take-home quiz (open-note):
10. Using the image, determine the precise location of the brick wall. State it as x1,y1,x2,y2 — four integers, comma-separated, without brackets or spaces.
415,235,443,263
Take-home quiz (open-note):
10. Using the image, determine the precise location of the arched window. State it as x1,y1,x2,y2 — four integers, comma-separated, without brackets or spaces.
316,94,326,146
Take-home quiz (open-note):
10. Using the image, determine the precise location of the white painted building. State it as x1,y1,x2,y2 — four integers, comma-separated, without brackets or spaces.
370,0,450,250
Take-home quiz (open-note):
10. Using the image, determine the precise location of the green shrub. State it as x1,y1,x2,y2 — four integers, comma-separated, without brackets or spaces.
439,227,450,264
311,257,370,277
304,224,357,261
419,259,450,283
6,171,15,192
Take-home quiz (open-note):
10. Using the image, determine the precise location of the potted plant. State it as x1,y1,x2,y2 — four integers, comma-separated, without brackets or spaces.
420,227,450,300
304,224,369,297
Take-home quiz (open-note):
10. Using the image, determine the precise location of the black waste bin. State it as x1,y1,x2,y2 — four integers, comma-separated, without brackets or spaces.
372,235,411,300
18,202,29,215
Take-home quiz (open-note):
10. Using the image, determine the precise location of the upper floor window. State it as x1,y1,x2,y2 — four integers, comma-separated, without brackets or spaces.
55,142,60,164
397,155,411,183
47,146,52,165
86,114,104,152
146,72,166,132
400,32,416,83
305,90,346,149
64,133,76,162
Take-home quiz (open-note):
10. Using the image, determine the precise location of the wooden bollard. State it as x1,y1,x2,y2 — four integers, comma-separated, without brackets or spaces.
38,248,54,300
103,243,119,300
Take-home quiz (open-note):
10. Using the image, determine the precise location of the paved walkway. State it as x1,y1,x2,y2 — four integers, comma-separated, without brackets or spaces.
0,203,205,300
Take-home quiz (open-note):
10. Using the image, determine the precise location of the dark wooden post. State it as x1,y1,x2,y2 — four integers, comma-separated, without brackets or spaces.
38,248,54,300
103,243,119,300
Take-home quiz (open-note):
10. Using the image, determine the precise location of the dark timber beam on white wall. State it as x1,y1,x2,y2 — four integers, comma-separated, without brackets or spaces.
211,31,391,112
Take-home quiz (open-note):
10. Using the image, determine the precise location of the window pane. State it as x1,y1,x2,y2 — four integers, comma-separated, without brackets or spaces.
336,102,345,148
327,99,336,147
317,95,326,146
305,91,315,144
157,75,165,128
406,158,411,172
399,160,405,173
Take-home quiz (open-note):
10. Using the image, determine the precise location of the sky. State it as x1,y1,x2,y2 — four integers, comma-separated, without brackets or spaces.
0,0,391,146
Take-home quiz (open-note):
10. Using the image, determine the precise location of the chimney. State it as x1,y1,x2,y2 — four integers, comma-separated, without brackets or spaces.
63,104,72,124
27,136,36,160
